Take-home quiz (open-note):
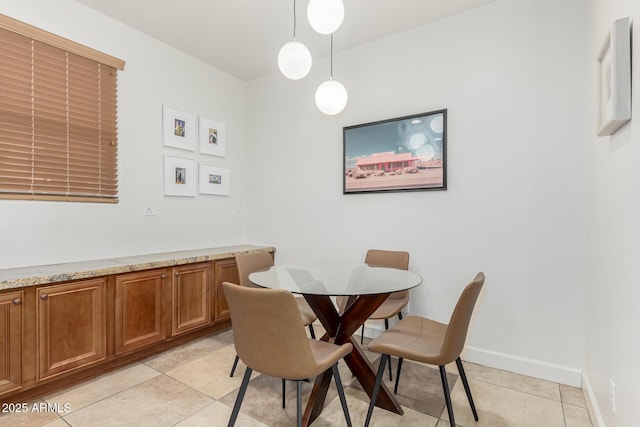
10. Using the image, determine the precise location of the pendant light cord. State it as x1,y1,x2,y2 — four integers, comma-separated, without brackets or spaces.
292,0,297,40
330,33,334,78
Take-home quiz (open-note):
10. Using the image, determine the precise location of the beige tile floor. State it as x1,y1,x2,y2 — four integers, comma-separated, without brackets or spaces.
0,326,592,427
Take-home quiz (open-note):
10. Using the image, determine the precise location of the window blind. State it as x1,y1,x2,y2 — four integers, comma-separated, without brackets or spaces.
0,15,125,202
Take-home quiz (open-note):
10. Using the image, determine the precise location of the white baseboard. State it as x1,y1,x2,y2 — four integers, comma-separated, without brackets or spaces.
462,346,582,387
582,371,605,427
361,321,583,387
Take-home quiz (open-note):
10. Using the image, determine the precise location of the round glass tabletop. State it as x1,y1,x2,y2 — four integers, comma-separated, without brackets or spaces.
249,263,422,296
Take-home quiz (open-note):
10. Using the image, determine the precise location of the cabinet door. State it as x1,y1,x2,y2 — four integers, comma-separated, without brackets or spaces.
213,258,239,323
115,270,167,355
0,291,23,395
171,263,211,336
37,279,106,381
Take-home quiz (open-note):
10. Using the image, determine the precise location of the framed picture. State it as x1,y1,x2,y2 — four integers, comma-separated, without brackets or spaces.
162,105,196,151
199,117,227,157
597,17,632,136
198,164,230,196
164,155,196,197
343,109,447,194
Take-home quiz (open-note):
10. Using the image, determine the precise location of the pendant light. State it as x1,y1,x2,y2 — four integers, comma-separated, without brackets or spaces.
278,0,312,80
315,34,348,115
307,0,344,35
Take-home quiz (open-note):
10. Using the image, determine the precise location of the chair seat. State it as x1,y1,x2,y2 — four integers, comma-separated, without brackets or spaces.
304,340,353,379
295,297,318,326
368,292,409,320
367,315,450,365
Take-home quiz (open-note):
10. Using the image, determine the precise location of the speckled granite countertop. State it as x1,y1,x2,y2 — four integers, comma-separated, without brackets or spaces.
0,244,275,291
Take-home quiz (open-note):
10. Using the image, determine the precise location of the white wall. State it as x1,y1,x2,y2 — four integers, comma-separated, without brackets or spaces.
0,0,248,269
585,0,640,425
246,0,588,385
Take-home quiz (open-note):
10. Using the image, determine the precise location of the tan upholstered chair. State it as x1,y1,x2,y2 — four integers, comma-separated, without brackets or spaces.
337,249,409,380
338,249,410,338
230,252,318,378
222,282,353,427
364,272,485,427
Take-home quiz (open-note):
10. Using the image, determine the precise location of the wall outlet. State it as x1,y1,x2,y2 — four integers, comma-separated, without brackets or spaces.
610,379,616,413
233,209,241,217
143,207,156,216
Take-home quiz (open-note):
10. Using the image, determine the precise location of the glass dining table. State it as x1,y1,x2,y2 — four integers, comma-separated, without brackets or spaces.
249,262,422,426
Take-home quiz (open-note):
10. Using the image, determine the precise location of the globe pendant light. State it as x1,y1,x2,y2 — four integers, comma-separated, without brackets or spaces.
307,0,344,35
278,0,312,80
315,34,348,115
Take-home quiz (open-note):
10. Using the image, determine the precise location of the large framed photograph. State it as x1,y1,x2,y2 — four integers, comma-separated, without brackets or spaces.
163,155,196,197
198,164,230,196
596,17,631,136
162,105,196,151
199,117,226,157
344,109,447,194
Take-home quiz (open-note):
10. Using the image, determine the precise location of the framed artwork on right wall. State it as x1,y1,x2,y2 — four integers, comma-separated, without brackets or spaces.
596,17,632,136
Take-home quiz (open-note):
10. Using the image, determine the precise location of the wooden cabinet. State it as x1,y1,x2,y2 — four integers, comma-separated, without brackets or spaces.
115,270,167,355
0,291,23,395
37,279,107,381
213,258,239,322
171,263,211,336
0,249,271,402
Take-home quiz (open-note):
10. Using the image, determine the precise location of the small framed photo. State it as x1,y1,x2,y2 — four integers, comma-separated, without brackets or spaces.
163,105,196,151
164,155,196,197
596,17,632,136
199,117,226,157
198,164,230,196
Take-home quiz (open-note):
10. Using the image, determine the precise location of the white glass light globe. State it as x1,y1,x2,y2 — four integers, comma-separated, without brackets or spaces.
307,0,344,35
278,41,312,80
315,79,348,115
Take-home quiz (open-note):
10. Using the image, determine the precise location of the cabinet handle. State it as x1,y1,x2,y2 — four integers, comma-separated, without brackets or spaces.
40,294,48,300
13,298,21,305
161,274,166,279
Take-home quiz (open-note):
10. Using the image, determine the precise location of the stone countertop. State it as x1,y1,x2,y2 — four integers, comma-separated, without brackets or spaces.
0,244,275,291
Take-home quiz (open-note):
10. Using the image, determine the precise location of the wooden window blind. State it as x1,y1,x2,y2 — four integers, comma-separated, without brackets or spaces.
0,15,125,202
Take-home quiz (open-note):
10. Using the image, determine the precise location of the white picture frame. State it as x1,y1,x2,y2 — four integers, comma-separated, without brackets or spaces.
198,164,230,196
199,117,227,157
163,105,196,151
597,17,632,136
164,155,196,197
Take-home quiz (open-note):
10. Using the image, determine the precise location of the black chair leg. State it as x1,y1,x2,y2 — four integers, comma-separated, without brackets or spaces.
296,380,302,427
308,324,316,339
229,354,240,377
383,319,393,380
456,357,479,421
228,367,252,427
364,354,389,427
332,363,352,427
282,378,286,409
361,323,365,344
394,357,403,394
439,365,455,427
398,312,403,321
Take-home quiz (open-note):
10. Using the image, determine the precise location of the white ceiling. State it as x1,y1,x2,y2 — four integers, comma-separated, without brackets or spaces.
74,0,499,81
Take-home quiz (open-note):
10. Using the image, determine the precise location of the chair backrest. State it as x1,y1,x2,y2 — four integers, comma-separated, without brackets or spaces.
440,272,485,363
235,252,274,287
222,282,318,379
365,249,409,270
365,249,410,299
